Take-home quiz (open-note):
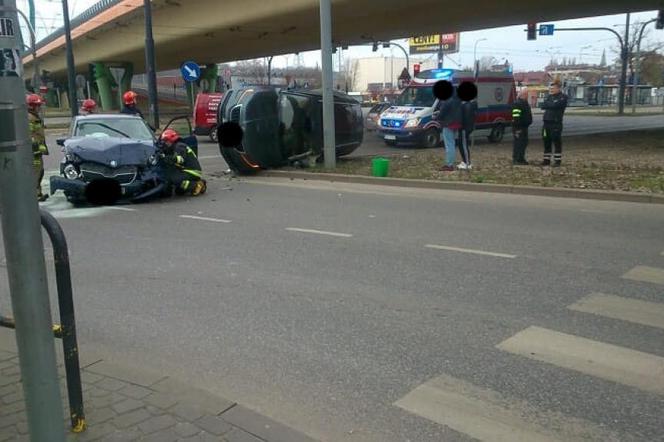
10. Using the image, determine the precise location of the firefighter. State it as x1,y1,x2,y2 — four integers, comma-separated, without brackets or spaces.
158,129,206,196
511,88,533,165
120,91,144,118
80,98,97,115
540,80,568,167
27,94,49,202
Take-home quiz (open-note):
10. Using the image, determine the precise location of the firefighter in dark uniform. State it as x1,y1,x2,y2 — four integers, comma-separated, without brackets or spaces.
27,94,49,201
120,91,144,118
158,129,206,196
511,88,532,165
540,79,568,167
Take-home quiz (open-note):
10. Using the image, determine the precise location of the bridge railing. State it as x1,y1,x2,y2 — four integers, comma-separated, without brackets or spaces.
34,0,124,51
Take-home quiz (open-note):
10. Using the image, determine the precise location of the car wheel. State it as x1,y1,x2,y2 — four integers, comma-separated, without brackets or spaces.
488,124,505,143
209,127,218,143
423,128,440,148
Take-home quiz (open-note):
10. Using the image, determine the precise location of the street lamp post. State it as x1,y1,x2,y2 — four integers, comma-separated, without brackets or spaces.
473,38,487,77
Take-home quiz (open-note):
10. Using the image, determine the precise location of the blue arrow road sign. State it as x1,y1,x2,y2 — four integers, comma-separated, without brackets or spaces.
181,61,200,82
539,24,554,36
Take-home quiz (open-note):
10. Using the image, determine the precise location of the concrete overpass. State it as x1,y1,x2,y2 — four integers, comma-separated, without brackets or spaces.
24,0,661,78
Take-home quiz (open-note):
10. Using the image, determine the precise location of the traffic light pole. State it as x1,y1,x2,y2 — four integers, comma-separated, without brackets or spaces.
0,1,66,440
536,25,628,114
631,19,656,114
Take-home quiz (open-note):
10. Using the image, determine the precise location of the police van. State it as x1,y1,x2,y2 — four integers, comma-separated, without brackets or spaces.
379,69,515,147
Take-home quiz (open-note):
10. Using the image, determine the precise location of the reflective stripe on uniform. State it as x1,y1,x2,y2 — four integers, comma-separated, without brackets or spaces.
186,147,197,158
181,180,190,190
184,169,202,179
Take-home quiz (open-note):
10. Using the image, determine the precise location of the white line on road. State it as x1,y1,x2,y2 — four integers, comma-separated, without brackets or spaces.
425,244,516,259
180,215,231,223
395,373,624,442
198,155,221,160
497,326,664,395
105,206,137,212
622,265,664,285
568,293,664,330
285,227,353,238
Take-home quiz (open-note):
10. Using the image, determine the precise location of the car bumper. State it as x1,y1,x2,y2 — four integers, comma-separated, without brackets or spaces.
50,176,153,200
380,128,426,143
194,126,213,136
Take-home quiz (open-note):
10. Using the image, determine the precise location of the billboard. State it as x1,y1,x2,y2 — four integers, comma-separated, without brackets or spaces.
408,33,460,55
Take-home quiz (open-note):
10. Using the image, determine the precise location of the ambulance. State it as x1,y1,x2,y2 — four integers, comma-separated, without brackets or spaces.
379,69,515,147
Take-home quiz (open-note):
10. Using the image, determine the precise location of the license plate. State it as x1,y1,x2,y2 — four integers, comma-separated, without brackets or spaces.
384,135,396,140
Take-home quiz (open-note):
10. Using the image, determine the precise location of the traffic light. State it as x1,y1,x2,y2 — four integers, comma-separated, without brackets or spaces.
656,10,663,30
413,63,421,76
527,22,537,40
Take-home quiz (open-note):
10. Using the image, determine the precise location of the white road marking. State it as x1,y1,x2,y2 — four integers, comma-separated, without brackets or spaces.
425,244,516,259
198,155,221,160
622,265,664,285
105,206,137,212
395,373,625,442
497,326,664,395
568,293,664,330
285,227,353,238
179,215,231,223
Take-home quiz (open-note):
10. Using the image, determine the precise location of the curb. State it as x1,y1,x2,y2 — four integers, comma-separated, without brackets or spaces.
258,170,664,205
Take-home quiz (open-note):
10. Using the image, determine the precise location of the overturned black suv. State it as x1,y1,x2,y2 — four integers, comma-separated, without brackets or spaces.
217,87,364,174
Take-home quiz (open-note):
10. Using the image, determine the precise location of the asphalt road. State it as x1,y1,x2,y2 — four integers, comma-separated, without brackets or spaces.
2,143,663,441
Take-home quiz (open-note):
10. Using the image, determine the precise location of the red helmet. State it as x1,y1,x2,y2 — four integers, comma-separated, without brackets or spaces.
123,90,138,105
26,94,44,109
160,129,180,144
81,99,97,112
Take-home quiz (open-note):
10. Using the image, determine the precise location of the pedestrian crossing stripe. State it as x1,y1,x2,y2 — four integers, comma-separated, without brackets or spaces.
395,373,626,442
622,266,664,285
568,293,664,330
497,326,664,396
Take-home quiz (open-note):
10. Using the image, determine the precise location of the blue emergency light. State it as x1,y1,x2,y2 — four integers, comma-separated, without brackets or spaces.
432,69,453,79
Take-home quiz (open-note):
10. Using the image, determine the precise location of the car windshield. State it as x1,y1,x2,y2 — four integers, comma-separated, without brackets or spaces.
395,86,436,107
75,118,153,140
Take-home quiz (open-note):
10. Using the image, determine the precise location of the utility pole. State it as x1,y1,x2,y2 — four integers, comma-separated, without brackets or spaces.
319,0,336,168
144,0,159,129
618,13,630,115
0,1,66,440
62,0,78,116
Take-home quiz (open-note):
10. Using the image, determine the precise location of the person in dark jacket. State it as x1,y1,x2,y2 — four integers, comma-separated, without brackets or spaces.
457,99,477,170
158,129,206,196
435,93,462,171
511,88,533,165
540,80,568,166
120,91,144,118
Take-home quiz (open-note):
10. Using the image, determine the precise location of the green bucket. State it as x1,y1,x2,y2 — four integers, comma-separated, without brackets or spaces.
372,157,390,177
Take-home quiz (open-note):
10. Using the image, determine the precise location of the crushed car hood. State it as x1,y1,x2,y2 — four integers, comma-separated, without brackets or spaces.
64,137,155,166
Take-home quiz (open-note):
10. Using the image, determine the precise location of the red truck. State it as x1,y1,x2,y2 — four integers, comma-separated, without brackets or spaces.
193,93,223,142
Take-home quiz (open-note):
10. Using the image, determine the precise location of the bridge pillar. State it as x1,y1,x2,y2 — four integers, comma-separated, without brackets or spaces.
199,64,219,93
91,62,116,111
119,62,134,97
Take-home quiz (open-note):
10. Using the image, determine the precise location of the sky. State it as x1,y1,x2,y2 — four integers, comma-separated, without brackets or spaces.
18,1,663,73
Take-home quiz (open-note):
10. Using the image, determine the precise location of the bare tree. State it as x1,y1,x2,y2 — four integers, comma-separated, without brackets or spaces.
479,56,498,71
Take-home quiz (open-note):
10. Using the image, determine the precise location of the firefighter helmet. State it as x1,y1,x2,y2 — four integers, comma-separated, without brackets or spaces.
123,90,138,105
